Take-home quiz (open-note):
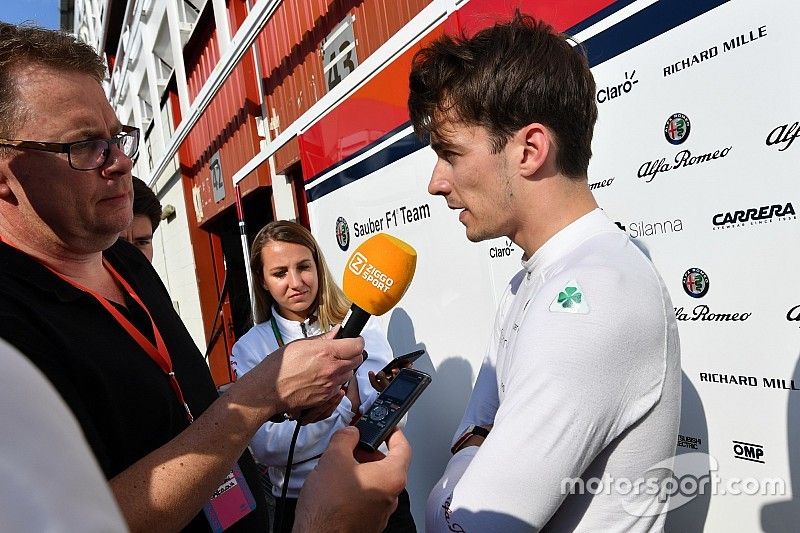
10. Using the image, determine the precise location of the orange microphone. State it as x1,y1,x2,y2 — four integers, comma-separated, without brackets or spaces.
336,233,417,338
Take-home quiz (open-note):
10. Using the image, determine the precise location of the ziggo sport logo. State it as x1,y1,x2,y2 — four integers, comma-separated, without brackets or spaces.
348,252,395,293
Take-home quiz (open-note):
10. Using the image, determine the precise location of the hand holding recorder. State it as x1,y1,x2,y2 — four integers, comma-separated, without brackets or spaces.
356,367,431,451
294,427,412,533
369,349,425,391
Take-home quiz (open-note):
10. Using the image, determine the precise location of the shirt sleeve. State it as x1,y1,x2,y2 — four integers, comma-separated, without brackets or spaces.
426,272,667,532
230,327,272,380
448,272,518,445
450,352,500,447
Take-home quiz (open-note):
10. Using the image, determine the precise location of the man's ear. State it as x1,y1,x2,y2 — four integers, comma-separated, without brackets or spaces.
517,123,550,178
0,163,17,203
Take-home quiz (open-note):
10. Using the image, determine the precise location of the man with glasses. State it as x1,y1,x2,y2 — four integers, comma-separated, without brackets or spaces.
0,125,140,171
0,22,410,532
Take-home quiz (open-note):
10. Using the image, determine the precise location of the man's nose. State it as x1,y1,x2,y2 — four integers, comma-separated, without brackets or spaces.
428,159,452,196
102,144,133,178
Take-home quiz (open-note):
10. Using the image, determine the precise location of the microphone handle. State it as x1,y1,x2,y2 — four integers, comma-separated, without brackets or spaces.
336,305,371,339
269,306,370,423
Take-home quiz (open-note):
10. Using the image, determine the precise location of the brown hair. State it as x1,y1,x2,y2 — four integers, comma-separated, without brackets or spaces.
0,22,105,143
132,177,162,232
249,220,350,329
408,11,597,178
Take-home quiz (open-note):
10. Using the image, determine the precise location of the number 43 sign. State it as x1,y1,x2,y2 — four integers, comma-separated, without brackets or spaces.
323,15,359,91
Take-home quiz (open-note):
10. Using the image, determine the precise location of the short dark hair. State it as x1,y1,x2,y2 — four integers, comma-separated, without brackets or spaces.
408,12,597,178
0,22,105,142
132,177,162,233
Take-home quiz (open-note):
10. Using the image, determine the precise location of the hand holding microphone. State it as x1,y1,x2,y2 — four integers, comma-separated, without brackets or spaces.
272,233,417,423
257,330,363,422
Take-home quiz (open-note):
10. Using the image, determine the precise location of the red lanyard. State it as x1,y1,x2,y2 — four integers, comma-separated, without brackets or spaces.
0,238,194,423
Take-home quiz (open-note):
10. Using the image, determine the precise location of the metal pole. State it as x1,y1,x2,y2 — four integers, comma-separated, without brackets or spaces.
235,185,256,321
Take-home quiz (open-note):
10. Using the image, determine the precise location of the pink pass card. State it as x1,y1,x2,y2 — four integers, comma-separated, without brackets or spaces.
202,464,256,532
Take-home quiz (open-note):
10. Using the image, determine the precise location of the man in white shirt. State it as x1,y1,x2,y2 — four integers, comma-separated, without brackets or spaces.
408,12,681,532
0,337,127,532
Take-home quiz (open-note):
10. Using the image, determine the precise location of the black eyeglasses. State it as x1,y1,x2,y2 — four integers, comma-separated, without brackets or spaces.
0,125,140,171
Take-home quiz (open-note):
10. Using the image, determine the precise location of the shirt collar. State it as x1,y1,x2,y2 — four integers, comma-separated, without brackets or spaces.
521,208,619,276
270,305,322,337
0,241,84,302
0,239,145,303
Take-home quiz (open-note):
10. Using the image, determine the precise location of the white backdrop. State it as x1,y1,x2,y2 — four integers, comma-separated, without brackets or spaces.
304,0,800,529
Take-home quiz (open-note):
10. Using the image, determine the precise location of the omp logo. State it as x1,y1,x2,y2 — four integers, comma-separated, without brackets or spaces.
733,441,765,464
348,252,367,275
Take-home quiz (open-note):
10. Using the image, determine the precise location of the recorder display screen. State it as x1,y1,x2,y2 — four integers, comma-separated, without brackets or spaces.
383,375,417,402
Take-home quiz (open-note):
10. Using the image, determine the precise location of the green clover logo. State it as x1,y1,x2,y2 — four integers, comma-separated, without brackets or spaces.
557,286,582,308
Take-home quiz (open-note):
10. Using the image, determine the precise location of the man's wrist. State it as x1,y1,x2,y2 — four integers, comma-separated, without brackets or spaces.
451,425,490,454
225,368,288,425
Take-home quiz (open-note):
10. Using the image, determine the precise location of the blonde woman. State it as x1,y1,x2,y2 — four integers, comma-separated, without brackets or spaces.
231,221,415,532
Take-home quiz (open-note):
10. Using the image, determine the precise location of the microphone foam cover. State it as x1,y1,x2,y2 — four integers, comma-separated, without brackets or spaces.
342,233,417,316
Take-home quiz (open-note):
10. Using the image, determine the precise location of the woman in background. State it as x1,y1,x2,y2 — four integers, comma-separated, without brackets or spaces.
231,220,415,533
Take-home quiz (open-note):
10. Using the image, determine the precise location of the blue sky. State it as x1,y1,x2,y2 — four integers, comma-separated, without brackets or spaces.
0,0,60,29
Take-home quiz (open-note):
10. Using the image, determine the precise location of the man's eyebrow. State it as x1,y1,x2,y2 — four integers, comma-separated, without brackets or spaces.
430,138,456,152
63,127,102,140
67,123,124,140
